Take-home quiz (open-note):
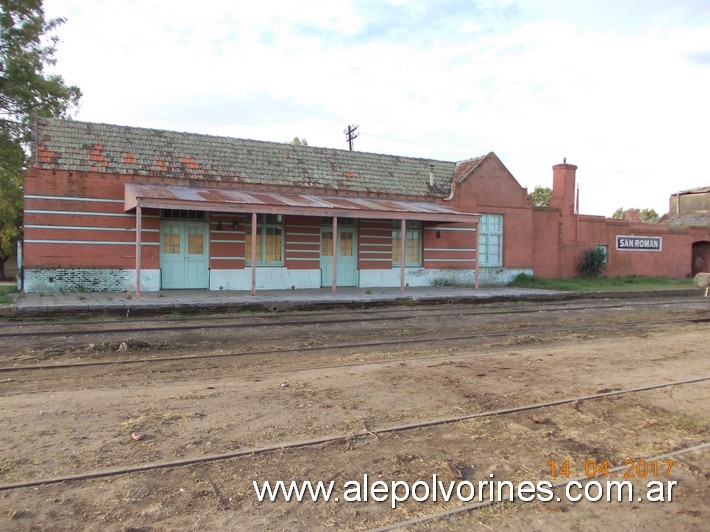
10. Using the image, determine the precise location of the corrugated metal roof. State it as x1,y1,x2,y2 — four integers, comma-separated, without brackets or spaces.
33,117,465,198
125,183,478,222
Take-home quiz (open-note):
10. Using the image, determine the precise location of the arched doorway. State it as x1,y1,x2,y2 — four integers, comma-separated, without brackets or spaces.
692,241,710,276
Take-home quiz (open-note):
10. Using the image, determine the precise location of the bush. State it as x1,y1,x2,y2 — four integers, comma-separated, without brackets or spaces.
511,273,539,285
579,248,607,279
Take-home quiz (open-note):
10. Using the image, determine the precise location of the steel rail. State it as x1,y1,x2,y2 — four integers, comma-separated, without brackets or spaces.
0,316,704,374
373,441,710,531
0,376,707,492
1,299,705,338
2,296,699,329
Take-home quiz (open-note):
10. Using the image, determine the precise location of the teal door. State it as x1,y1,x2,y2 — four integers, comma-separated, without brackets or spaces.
321,227,357,286
160,222,209,289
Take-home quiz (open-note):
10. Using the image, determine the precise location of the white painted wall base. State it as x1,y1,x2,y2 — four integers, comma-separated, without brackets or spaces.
209,268,321,291
22,266,534,293
477,267,533,285
23,268,161,293
359,267,534,287
359,268,476,287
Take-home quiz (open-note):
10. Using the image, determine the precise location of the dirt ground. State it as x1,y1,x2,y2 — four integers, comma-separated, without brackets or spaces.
0,298,708,530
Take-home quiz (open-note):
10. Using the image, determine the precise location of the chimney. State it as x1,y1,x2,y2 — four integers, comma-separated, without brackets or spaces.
429,164,435,187
624,208,641,222
550,159,577,216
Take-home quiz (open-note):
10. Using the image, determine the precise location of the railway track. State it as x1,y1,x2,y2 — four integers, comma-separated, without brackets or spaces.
0,297,705,339
0,315,704,375
1,376,706,492
1,298,706,529
375,441,710,531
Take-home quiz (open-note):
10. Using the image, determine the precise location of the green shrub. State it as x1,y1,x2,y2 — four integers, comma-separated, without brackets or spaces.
511,273,539,285
579,248,607,279
0,286,17,305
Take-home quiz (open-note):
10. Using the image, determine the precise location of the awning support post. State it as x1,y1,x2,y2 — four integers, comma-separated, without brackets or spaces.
251,212,257,296
474,219,480,290
135,204,142,298
331,216,338,294
400,219,406,292
575,185,580,241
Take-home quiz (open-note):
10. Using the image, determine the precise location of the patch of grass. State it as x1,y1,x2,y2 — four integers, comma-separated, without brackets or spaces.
88,312,114,321
670,413,709,434
0,285,17,304
121,412,184,430
509,274,695,292
0,457,21,474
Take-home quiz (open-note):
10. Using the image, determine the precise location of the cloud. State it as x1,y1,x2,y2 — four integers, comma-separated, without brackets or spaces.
44,0,710,216
685,51,710,65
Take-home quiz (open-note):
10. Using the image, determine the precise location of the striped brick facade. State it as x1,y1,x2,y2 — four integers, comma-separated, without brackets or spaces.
21,118,709,293
21,165,491,292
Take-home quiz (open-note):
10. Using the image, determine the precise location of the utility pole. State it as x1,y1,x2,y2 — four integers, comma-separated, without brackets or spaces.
344,124,359,151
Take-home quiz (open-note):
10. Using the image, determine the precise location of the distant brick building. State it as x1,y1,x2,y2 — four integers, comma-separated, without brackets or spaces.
668,186,710,219
20,118,710,293
661,186,710,275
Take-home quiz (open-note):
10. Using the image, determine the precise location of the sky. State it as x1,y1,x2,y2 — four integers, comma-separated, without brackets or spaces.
43,0,710,217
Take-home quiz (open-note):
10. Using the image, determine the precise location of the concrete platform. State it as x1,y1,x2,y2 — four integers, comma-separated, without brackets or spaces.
7,286,572,317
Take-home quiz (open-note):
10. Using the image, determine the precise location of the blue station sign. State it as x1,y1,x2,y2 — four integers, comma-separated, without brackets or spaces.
616,235,662,252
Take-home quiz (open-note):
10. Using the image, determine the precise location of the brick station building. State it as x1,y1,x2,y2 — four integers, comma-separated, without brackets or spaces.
20,117,709,294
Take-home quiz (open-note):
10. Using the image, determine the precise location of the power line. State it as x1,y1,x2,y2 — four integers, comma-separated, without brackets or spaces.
80,111,309,127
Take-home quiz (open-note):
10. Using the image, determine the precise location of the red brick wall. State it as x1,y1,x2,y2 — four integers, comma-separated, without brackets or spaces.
531,163,709,279
572,218,702,278
445,153,533,270
209,213,246,269
25,162,708,283
441,156,708,280
23,168,159,269
693,242,710,275
531,208,561,277
358,219,392,269
284,216,320,269
423,223,476,269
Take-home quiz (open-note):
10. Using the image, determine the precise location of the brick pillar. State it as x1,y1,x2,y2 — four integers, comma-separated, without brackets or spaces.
624,208,641,222
550,160,577,215
551,160,579,277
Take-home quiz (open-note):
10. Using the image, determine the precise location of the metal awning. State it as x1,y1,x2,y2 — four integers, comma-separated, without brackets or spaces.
124,183,479,223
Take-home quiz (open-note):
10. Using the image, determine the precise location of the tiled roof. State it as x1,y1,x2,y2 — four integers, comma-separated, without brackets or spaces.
661,213,710,229
31,117,462,198
677,186,710,195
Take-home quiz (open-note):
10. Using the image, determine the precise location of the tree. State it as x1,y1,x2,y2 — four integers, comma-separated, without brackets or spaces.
289,137,308,146
0,130,23,272
639,208,660,224
610,207,660,223
0,0,81,279
529,186,552,207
